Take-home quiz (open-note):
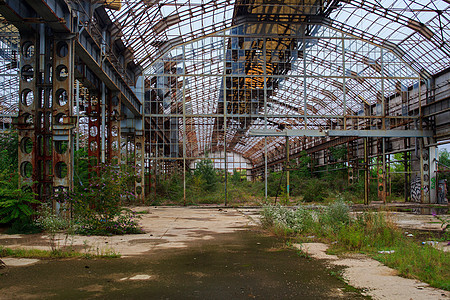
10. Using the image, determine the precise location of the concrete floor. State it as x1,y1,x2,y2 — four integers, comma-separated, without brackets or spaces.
0,207,260,256
0,206,448,299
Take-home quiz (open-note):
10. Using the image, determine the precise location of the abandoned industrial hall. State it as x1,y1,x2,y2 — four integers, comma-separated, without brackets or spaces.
0,0,450,206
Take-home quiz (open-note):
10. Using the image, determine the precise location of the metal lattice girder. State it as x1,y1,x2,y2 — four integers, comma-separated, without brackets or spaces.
145,22,427,163
106,0,450,76
248,129,434,138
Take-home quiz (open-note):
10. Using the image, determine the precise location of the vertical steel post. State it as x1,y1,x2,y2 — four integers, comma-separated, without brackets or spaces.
75,80,80,152
419,138,425,203
404,151,409,202
364,138,369,205
87,92,101,175
286,135,290,200
182,44,187,206
52,35,75,212
430,146,437,204
18,33,38,197
101,83,106,164
383,138,387,203
302,26,307,127
380,48,386,203
263,37,268,201
108,94,121,164
223,32,228,206
342,32,347,129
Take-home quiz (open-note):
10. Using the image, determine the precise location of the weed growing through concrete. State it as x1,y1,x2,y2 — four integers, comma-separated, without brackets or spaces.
0,246,120,259
261,200,450,291
54,163,144,236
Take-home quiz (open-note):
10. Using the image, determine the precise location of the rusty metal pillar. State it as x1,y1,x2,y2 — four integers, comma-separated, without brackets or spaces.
107,94,121,164
18,33,40,197
87,92,101,176
364,138,369,205
285,136,290,199
347,141,354,185
376,138,386,203
135,134,145,203
52,36,75,210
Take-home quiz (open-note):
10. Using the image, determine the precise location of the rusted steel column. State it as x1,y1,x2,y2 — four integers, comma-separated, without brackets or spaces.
52,36,75,210
347,141,354,185
135,134,145,203
87,92,101,176
107,94,121,164
285,136,289,199
364,138,369,205
376,138,386,203
18,33,38,196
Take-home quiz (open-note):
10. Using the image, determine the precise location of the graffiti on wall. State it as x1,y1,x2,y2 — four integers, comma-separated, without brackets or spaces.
410,176,421,202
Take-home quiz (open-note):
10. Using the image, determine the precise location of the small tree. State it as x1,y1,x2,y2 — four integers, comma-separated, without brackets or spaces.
231,169,243,185
194,159,218,192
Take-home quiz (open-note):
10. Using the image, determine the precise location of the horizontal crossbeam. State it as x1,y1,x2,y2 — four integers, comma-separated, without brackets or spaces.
249,129,433,138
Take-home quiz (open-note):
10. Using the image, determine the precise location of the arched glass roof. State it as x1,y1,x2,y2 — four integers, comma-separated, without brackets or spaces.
145,23,421,162
107,0,450,75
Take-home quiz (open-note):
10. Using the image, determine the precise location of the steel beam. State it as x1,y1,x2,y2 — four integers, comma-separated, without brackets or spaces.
75,29,142,116
249,129,433,138
1,0,142,117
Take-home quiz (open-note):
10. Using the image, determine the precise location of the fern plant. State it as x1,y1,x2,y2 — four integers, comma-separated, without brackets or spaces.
0,170,38,224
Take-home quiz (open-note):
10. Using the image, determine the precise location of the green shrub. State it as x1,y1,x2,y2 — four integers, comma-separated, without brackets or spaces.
301,178,328,202
260,202,450,290
0,170,39,225
65,164,143,235
260,205,314,234
0,130,18,172
323,199,350,227
194,159,218,192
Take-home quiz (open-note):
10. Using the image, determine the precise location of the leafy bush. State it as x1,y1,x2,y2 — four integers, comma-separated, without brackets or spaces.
194,159,218,192
0,131,40,232
0,171,39,225
260,205,314,234
322,199,350,227
301,178,328,202
63,164,143,235
0,130,18,172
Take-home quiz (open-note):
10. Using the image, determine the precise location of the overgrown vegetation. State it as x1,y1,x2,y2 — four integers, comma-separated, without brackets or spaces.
57,163,143,235
0,130,39,233
0,130,142,237
261,202,450,290
0,171,39,224
0,246,120,259
148,159,265,205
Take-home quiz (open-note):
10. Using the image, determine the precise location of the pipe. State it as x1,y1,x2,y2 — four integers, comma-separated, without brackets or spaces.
364,138,369,205
101,82,106,163
286,136,290,199
39,24,45,73
75,80,80,151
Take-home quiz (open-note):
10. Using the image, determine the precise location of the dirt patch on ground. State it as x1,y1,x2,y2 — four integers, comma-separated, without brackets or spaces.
295,242,450,300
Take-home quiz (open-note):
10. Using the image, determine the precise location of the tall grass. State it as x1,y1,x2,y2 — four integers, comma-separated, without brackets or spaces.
0,246,120,259
260,201,450,291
